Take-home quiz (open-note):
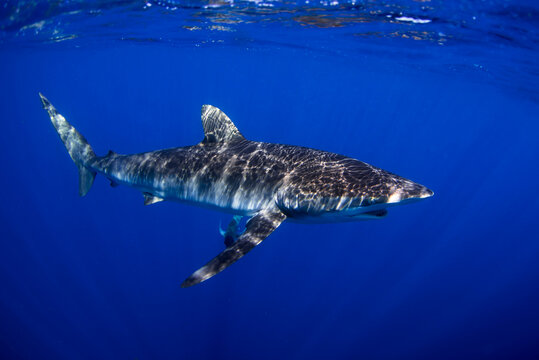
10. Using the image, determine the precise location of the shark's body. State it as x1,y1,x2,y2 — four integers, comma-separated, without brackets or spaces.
40,94,433,287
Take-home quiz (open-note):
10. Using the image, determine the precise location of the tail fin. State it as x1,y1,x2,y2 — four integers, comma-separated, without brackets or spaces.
39,93,97,196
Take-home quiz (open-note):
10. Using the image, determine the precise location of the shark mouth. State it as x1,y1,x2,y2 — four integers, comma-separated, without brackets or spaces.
354,209,388,219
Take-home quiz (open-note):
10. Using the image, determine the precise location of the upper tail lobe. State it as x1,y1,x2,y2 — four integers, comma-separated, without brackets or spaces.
40,93,97,196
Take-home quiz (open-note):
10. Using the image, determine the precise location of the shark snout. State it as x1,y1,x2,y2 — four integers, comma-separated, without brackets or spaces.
419,187,434,199
387,182,433,204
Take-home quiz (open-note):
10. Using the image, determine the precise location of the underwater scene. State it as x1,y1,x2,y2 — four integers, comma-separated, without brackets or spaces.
1,0,538,359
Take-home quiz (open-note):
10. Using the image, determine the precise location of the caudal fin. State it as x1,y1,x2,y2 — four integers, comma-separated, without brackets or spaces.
39,93,97,196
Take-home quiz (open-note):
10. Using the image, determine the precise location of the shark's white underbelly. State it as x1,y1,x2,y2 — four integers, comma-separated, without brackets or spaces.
105,168,276,216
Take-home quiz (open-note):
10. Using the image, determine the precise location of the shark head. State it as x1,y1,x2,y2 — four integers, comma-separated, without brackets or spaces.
276,165,433,223
343,177,433,222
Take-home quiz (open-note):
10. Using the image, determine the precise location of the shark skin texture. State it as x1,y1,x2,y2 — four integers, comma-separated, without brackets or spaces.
39,93,433,287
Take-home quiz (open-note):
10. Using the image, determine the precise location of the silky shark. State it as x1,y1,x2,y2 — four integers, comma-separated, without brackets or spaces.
40,93,433,287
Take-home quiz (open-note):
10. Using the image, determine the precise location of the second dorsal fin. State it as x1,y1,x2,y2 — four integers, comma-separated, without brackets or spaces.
201,105,244,143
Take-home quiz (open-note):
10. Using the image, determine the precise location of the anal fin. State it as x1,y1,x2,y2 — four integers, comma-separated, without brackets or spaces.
143,192,164,205
182,208,287,287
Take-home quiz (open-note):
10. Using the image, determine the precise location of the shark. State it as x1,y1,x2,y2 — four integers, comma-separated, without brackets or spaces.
39,93,433,287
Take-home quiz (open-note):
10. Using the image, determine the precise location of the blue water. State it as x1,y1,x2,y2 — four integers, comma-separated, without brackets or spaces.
1,1,539,359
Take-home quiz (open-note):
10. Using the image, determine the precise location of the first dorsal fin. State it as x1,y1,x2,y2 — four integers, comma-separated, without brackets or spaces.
201,105,245,143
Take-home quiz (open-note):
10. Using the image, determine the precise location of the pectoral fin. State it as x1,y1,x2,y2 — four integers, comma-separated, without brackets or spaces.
220,215,244,247
182,208,287,288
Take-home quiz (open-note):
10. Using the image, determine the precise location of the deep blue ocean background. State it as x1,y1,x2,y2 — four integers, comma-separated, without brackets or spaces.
1,1,539,359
